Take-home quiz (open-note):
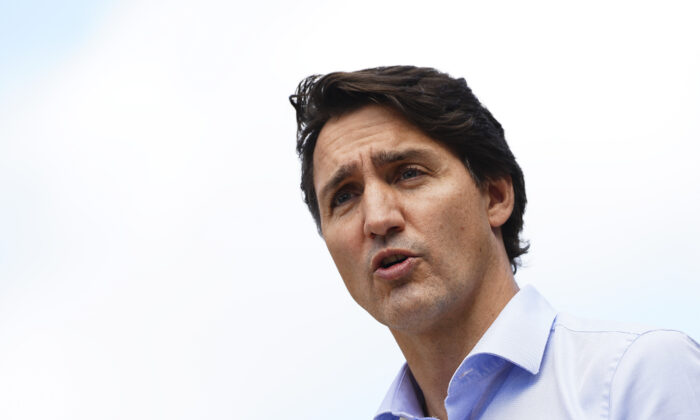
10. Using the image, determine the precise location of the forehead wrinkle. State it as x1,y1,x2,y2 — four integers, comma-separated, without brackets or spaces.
315,128,385,172
316,113,403,161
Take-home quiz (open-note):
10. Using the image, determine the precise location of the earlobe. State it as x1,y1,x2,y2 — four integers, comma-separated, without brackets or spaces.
486,177,514,228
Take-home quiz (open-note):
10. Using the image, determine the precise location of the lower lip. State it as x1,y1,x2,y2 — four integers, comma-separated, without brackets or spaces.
374,257,417,281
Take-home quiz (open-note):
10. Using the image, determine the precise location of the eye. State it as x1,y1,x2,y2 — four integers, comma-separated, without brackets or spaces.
397,166,423,181
331,189,354,208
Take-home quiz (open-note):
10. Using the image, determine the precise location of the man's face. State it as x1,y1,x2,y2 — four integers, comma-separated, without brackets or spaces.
313,105,504,334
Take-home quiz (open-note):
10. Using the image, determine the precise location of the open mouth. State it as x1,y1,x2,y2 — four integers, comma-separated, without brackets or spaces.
380,254,408,269
372,250,417,281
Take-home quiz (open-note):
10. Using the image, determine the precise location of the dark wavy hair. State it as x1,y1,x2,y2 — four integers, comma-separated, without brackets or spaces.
289,66,528,272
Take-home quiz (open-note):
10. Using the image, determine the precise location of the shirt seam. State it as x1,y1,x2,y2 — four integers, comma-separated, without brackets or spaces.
605,329,681,419
552,322,663,336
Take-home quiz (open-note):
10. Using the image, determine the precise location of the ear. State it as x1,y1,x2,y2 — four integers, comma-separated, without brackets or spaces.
485,177,514,228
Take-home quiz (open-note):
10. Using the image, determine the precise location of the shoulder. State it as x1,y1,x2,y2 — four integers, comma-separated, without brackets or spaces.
609,329,700,419
547,314,700,418
552,313,700,386
616,328,700,365
549,313,696,361
611,329,700,393
548,313,664,367
611,328,700,389
552,312,657,336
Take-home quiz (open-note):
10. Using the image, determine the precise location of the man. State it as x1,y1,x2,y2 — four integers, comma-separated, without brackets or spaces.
289,66,700,419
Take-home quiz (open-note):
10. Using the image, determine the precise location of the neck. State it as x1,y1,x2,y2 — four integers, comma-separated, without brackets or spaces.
389,262,518,420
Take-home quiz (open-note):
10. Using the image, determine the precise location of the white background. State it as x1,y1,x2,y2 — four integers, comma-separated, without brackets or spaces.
1,1,698,419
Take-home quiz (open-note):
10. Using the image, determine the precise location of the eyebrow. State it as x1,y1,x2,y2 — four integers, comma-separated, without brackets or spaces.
318,148,437,203
371,148,429,167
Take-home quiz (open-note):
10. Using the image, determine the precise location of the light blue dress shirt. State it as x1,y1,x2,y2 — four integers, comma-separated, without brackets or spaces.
375,286,700,420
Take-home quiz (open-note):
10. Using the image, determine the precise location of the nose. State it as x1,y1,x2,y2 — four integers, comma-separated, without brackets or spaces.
362,183,405,239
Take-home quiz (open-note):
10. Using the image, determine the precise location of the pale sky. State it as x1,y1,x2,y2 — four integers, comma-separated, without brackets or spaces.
1,1,699,419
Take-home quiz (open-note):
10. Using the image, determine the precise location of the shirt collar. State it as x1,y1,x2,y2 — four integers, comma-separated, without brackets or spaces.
374,285,557,419
375,364,425,420
465,285,557,375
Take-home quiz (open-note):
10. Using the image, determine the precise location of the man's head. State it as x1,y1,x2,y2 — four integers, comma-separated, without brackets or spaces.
290,66,528,271
306,103,519,333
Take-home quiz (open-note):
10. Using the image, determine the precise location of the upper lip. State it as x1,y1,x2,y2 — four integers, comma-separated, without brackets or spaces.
371,249,417,272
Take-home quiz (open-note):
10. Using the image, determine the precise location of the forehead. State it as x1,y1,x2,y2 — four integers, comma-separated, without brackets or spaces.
314,105,411,163
313,105,444,183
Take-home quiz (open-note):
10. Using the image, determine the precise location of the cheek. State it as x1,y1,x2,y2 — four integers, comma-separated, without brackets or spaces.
417,191,488,261
327,241,373,308
413,188,472,233
327,239,350,271
325,231,363,282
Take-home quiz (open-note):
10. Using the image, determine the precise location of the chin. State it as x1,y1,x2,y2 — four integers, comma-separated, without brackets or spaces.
376,287,451,333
